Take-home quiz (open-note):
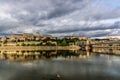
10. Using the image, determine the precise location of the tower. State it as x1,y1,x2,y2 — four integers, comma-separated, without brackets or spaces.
35,32,41,40
36,32,40,37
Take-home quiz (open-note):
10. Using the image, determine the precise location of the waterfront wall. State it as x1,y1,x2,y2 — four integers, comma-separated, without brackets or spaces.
0,46,80,51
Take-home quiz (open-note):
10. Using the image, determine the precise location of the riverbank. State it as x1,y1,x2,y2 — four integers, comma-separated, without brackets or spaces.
0,46,80,51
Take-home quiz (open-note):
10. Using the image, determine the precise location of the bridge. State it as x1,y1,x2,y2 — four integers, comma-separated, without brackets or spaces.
91,40,120,45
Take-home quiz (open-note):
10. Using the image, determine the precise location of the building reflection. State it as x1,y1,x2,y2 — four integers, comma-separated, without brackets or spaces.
92,48,120,55
0,50,91,62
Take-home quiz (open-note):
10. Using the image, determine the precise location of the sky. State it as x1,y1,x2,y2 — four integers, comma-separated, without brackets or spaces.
0,0,120,37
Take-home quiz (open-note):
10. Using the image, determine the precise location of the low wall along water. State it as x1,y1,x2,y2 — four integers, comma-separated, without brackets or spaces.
0,46,81,51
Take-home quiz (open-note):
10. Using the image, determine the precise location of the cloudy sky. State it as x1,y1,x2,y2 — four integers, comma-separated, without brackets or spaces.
0,0,120,37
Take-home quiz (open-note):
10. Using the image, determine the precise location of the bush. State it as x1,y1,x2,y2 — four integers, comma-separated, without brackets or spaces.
21,43,26,46
30,44,37,46
16,44,20,46
26,44,30,46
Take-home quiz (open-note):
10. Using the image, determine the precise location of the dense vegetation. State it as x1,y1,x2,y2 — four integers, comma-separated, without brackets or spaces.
16,38,81,46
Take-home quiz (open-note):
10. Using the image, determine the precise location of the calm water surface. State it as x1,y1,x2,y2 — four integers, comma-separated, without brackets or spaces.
0,49,120,80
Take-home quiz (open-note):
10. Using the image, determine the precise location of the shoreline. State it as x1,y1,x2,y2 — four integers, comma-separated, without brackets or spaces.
0,46,81,51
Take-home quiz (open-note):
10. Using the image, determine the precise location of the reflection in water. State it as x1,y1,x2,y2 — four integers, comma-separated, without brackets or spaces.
92,48,120,55
0,50,91,62
0,49,120,80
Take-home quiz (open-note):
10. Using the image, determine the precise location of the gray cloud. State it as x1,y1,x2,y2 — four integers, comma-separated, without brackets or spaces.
46,21,120,37
0,0,120,37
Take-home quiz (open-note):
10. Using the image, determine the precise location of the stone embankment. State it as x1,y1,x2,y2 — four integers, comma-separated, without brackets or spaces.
0,46,81,51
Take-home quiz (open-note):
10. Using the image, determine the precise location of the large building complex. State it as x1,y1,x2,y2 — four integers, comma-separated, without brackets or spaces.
0,32,53,42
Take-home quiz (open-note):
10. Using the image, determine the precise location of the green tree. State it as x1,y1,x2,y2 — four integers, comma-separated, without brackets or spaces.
60,39,69,46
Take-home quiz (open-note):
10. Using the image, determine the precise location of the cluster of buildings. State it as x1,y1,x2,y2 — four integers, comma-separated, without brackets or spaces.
0,32,55,43
0,33,91,46
0,32,90,43
0,32,119,47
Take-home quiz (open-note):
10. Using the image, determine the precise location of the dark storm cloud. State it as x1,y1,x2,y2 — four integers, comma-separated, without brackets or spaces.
86,30,111,37
0,20,18,32
47,21,120,34
9,0,91,24
46,0,88,19
0,0,120,37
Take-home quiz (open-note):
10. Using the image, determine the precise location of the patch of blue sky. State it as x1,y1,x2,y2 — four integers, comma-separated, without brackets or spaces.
99,0,120,8
95,0,120,8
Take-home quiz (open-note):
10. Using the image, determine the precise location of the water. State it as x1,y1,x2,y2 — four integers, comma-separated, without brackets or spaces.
0,49,120,80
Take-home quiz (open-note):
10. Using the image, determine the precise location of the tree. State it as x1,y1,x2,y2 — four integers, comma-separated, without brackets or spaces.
60,39,69,46
21,43,26,46
16,44,20,46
